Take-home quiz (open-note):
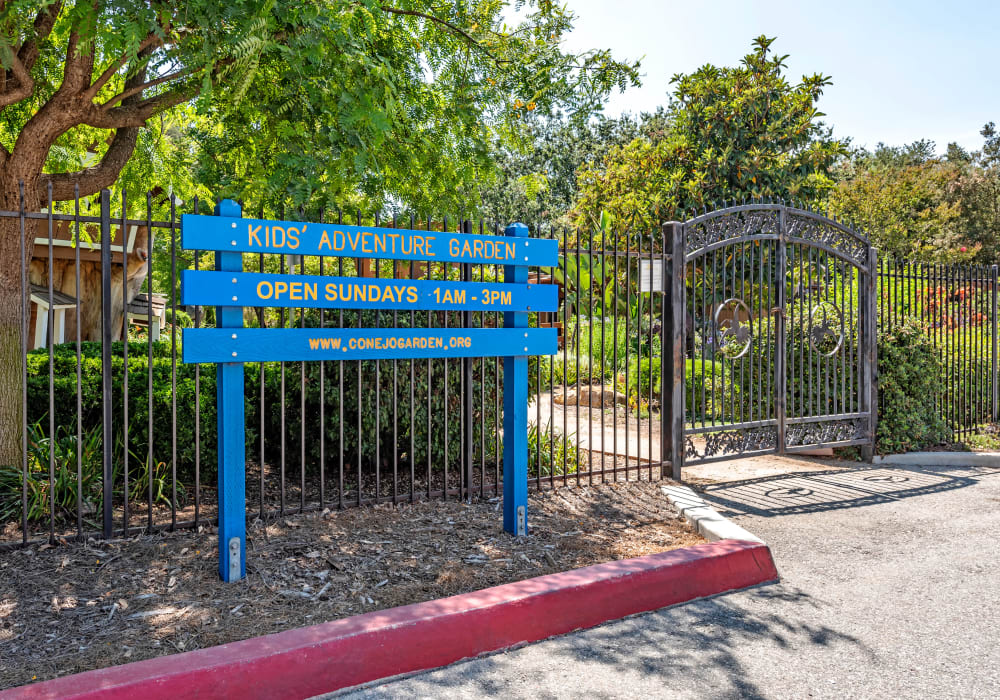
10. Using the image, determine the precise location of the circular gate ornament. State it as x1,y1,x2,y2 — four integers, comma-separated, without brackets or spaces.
808,302,845,357
714,298,753,359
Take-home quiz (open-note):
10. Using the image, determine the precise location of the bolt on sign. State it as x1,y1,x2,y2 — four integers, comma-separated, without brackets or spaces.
181,201,558,582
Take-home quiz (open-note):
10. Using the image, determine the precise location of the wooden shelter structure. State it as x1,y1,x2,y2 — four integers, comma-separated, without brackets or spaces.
27,218,150,349
127,292,167,341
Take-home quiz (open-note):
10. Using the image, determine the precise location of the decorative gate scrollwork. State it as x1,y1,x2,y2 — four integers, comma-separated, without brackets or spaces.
662,204,877,478
714,298,753,359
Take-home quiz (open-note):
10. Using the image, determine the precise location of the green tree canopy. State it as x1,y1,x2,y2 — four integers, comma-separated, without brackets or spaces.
571,36,845,235
475,109,667,227
826,129,1000,263
951,123,1000,261
1,1,640,214
0,0,640,466
827,152,968,262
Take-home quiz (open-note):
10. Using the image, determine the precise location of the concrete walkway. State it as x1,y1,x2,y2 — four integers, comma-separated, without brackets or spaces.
333,462,1000,699
532,390,662,463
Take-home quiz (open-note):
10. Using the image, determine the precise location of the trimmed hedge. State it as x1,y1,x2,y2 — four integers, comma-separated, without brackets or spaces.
27,341,217,482
26,309,501,484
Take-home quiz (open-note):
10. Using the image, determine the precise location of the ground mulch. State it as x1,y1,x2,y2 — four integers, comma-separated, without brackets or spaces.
0,481,702,690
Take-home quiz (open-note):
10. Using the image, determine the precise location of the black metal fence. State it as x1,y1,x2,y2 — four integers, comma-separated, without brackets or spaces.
2,187,674,547
3,187,999,548
876,258,999,439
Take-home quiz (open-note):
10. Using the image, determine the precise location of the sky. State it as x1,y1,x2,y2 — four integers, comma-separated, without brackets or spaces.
537,0,999,154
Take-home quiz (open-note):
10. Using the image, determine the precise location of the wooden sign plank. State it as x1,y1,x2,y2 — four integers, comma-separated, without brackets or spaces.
182,327,557,363
181,214,558,266
181,270,558,312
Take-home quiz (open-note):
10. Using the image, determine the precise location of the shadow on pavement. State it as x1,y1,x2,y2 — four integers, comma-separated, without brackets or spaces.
347,583,875,700
692,464,997,518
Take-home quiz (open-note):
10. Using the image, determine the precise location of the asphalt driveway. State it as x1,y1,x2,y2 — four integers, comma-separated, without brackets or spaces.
333,462,1000,699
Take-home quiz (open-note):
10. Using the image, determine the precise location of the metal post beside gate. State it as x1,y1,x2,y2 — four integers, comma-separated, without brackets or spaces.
663,222,685,481
861,246,878,462
775,208,788,454
462,220,474,501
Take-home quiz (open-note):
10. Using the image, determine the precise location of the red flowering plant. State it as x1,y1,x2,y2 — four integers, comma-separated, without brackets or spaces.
914,283,990,331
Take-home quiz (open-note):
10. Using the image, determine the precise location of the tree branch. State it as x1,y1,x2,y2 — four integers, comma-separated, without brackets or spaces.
84,32,163,100
379,5,511,66
100,65,197,108
59,27,95,96
0,52,34,107
83,84,195,128
41,36,154,200
15,1,62,73
40,126,140,199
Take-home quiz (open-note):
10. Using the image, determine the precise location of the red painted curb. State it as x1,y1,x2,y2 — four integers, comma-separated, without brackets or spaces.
3,539,777,700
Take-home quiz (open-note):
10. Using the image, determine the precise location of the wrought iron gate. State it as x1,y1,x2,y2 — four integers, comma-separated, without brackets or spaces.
663,204,877,477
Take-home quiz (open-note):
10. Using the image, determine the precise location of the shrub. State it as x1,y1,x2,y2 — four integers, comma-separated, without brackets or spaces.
527,422,580,478
26,342,213,487
0,421,102,523
684,357,740,421
26,311,500,488
530,353,588,392
529,314,660,395
876,319,951,453
248,309,501,475
605,354,740,420
165,308,193,328
0,420,180,524
619,356,661,410
565,315,659,378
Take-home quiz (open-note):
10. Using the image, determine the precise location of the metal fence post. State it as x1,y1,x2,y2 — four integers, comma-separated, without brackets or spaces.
99,189,114,539
462,220,474,501
992,265,998,422
861,246,878,462
214,199,246,581
18,182,29,546
662,222,685,480
503,223,529,535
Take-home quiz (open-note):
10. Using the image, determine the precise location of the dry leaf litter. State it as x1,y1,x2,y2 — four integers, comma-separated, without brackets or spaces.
0,481,702,689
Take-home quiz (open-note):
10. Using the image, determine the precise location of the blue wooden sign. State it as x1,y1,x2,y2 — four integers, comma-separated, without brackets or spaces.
181,214,559,266
180,270,558,312
181,203,549,583
183,327,556,363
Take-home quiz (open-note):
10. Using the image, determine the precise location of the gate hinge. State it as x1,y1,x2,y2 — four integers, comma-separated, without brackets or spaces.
770,306,786,319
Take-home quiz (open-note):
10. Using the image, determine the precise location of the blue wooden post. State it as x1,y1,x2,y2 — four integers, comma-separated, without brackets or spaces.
214,199,245,581
503,223,529,536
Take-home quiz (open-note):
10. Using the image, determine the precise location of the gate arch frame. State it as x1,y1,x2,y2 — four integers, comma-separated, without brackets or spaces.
662,203,877,480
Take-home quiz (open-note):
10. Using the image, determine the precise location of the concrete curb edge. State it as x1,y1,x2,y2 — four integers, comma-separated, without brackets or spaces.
2,540,778,700
873,452,1000,468
661,484,765,544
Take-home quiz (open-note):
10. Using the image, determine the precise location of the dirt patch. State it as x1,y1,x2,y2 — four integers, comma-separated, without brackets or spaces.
0,481,702,690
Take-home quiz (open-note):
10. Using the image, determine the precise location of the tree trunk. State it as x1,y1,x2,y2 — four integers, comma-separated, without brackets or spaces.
0,162,44,468
0,212,30,468
0,171,151,467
